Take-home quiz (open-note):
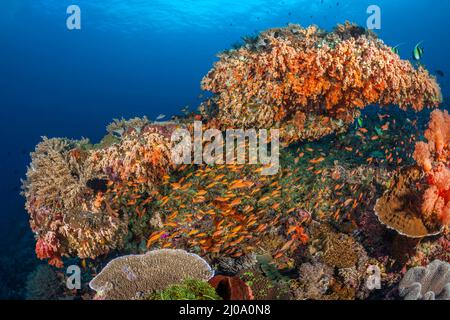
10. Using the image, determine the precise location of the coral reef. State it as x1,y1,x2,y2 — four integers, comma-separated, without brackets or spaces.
201,23,441,144
22,137,122,266
22,118,175,266
399,260,450,300
147,162,309,264
19,22,447,301
89,249,214,300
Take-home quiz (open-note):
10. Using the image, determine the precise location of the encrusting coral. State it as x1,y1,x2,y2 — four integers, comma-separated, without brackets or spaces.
399,259,450,300
201,23,441,144
89,249,214,300
375,110,449,238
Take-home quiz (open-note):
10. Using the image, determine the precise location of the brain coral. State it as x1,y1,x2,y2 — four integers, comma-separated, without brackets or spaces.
89,249,214,300
399,260,450,300
201,22,441,144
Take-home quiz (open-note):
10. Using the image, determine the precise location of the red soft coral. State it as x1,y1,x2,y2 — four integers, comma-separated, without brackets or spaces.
35,232,63,268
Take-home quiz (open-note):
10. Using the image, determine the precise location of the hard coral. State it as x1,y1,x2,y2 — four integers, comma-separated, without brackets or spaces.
89,249,214,300
201,22,441,144
22,137,120,266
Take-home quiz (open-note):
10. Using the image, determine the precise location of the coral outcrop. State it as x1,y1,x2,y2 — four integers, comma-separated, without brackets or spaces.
89,249,214,300
399,260,450,300
22,118,175,266
201,23,441,144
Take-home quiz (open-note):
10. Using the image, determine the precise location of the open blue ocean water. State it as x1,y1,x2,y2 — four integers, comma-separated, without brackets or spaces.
0,0,449,299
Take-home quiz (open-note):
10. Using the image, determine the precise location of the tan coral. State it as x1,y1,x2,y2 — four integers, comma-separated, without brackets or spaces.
89,249,214,300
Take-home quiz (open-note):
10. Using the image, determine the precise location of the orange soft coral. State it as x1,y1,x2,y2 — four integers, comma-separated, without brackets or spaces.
201,23,442,144
414,110,450,228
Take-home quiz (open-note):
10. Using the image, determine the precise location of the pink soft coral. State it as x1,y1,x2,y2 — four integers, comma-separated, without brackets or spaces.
413,110,450,228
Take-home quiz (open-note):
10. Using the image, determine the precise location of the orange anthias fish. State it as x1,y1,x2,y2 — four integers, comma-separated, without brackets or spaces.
229,180,254,190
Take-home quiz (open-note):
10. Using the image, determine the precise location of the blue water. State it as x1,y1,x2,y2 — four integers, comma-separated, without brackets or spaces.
0,0,449,298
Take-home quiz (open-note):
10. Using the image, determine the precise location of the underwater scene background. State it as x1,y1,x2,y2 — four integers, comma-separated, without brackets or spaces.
0,0,449,300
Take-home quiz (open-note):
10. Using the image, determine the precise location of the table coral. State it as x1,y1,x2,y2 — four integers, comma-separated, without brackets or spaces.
201,22,441,144
89,249,214,300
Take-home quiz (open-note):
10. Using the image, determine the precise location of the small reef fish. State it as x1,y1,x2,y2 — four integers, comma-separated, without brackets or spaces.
156,114,166,120
435,69,445,77
413,42,424,61
181,106,190,114
391,43,404,55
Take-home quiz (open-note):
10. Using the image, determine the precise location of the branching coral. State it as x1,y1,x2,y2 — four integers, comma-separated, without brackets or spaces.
201,22,441,144
89,249,214,300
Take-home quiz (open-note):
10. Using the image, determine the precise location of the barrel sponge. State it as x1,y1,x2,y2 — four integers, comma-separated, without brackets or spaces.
89,249,214,300
399,260,450,300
